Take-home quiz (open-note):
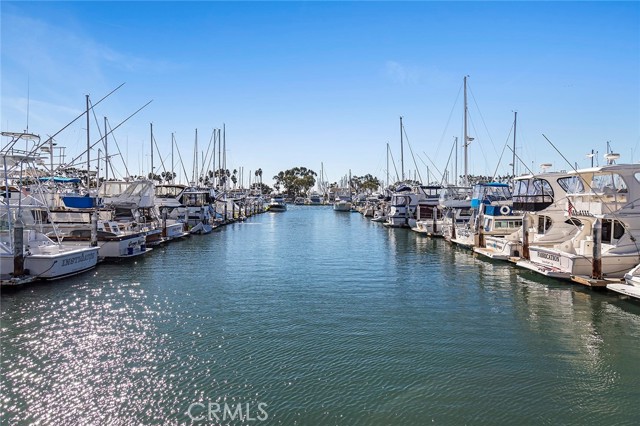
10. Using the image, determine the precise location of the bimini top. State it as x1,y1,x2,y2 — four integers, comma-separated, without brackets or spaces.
480,182,510,188
38,176,82,184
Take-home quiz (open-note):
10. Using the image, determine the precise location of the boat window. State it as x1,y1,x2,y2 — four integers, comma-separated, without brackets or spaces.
614,221,625,240
558,176,583,193
565,218,582,227
537,215,552,234
590,173,627,194
602,220,612,243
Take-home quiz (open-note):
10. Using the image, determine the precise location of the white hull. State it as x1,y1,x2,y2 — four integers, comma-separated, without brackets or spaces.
412,220,445,237
518,246,640,279
189,222,213,234
474,236,522,261
333,202,351,212
1,245,99,282
164,222,190,240
607,283,640,300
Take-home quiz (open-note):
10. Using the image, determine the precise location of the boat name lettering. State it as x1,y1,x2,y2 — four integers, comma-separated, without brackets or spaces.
61,252,96,267
537,252,559,262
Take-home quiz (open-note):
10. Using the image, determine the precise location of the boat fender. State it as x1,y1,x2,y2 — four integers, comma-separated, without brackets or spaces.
499,205,511,215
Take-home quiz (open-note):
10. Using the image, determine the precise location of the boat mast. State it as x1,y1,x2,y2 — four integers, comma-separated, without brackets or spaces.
86,94,90,189
386,142,390,189
454,136,458,185
400,116,405,181
463,77,468,186
171,132,175,183
512,111,517,178
150,122,154,180
194,128,198,185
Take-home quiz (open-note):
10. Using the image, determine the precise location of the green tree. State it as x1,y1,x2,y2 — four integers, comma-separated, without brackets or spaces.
355,174,382,192
273,166,317,197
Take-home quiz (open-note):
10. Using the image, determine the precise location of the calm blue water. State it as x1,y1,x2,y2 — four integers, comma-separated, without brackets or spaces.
2,206,640,425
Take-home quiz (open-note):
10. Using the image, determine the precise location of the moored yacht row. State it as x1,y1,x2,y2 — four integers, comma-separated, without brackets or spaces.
356,160,640,301
1,132,271,285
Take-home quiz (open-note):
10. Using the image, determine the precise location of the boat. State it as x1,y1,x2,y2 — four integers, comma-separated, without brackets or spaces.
333,192,352,212
410,186,445,234
180,186,216,234
268,196,287,212
305,193,323,205
1,132,100,283
516,162,640,280
450,182,520,248
607,264,640,300
476,170,580,261
385,184,440,228
0,201,100,283
435,186,473,239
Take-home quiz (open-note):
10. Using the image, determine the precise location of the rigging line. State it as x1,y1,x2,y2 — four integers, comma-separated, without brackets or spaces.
440,139,457,186
466,111,490,175
106,118,129,178
88,99,104,150
2,83,118,158
436,81,464,160
152,132,168,178
40,82,126,151
419,151,444,183
63,100,153,170
491,121,515,181
467,82,498,159
200,128,215,181
505,142,534,176
173,135,190,185
387,143,400,184
401,125,423,183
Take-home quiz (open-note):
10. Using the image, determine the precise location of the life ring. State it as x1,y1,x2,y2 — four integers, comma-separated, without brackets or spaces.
499,205,511,215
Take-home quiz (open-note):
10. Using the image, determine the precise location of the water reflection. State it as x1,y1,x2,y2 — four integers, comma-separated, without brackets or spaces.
2,208,639,424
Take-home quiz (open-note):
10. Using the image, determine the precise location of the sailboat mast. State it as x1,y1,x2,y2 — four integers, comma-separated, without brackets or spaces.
454,136,458,185
512,111,517,178
386,142,390,188
150,122,154,179
400,116,405,181
463,76,468,186
171,132,175,183
86,94,90,189
195,128,199,184
104,117,108,192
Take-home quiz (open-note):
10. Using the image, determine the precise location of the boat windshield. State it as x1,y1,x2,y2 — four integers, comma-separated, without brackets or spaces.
513,178,554,202
472,184,511,203
155,185,185,198
558,176,584,193
586,173,628,194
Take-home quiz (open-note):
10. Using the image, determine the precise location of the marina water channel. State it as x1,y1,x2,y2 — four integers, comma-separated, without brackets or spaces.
2,205,640,425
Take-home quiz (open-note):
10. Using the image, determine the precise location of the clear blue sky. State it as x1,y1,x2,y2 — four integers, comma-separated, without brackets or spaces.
2,1,639,188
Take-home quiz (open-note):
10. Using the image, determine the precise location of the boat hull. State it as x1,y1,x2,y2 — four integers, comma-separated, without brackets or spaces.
1,246,99,282
607,283,640,300
517,246,640,279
